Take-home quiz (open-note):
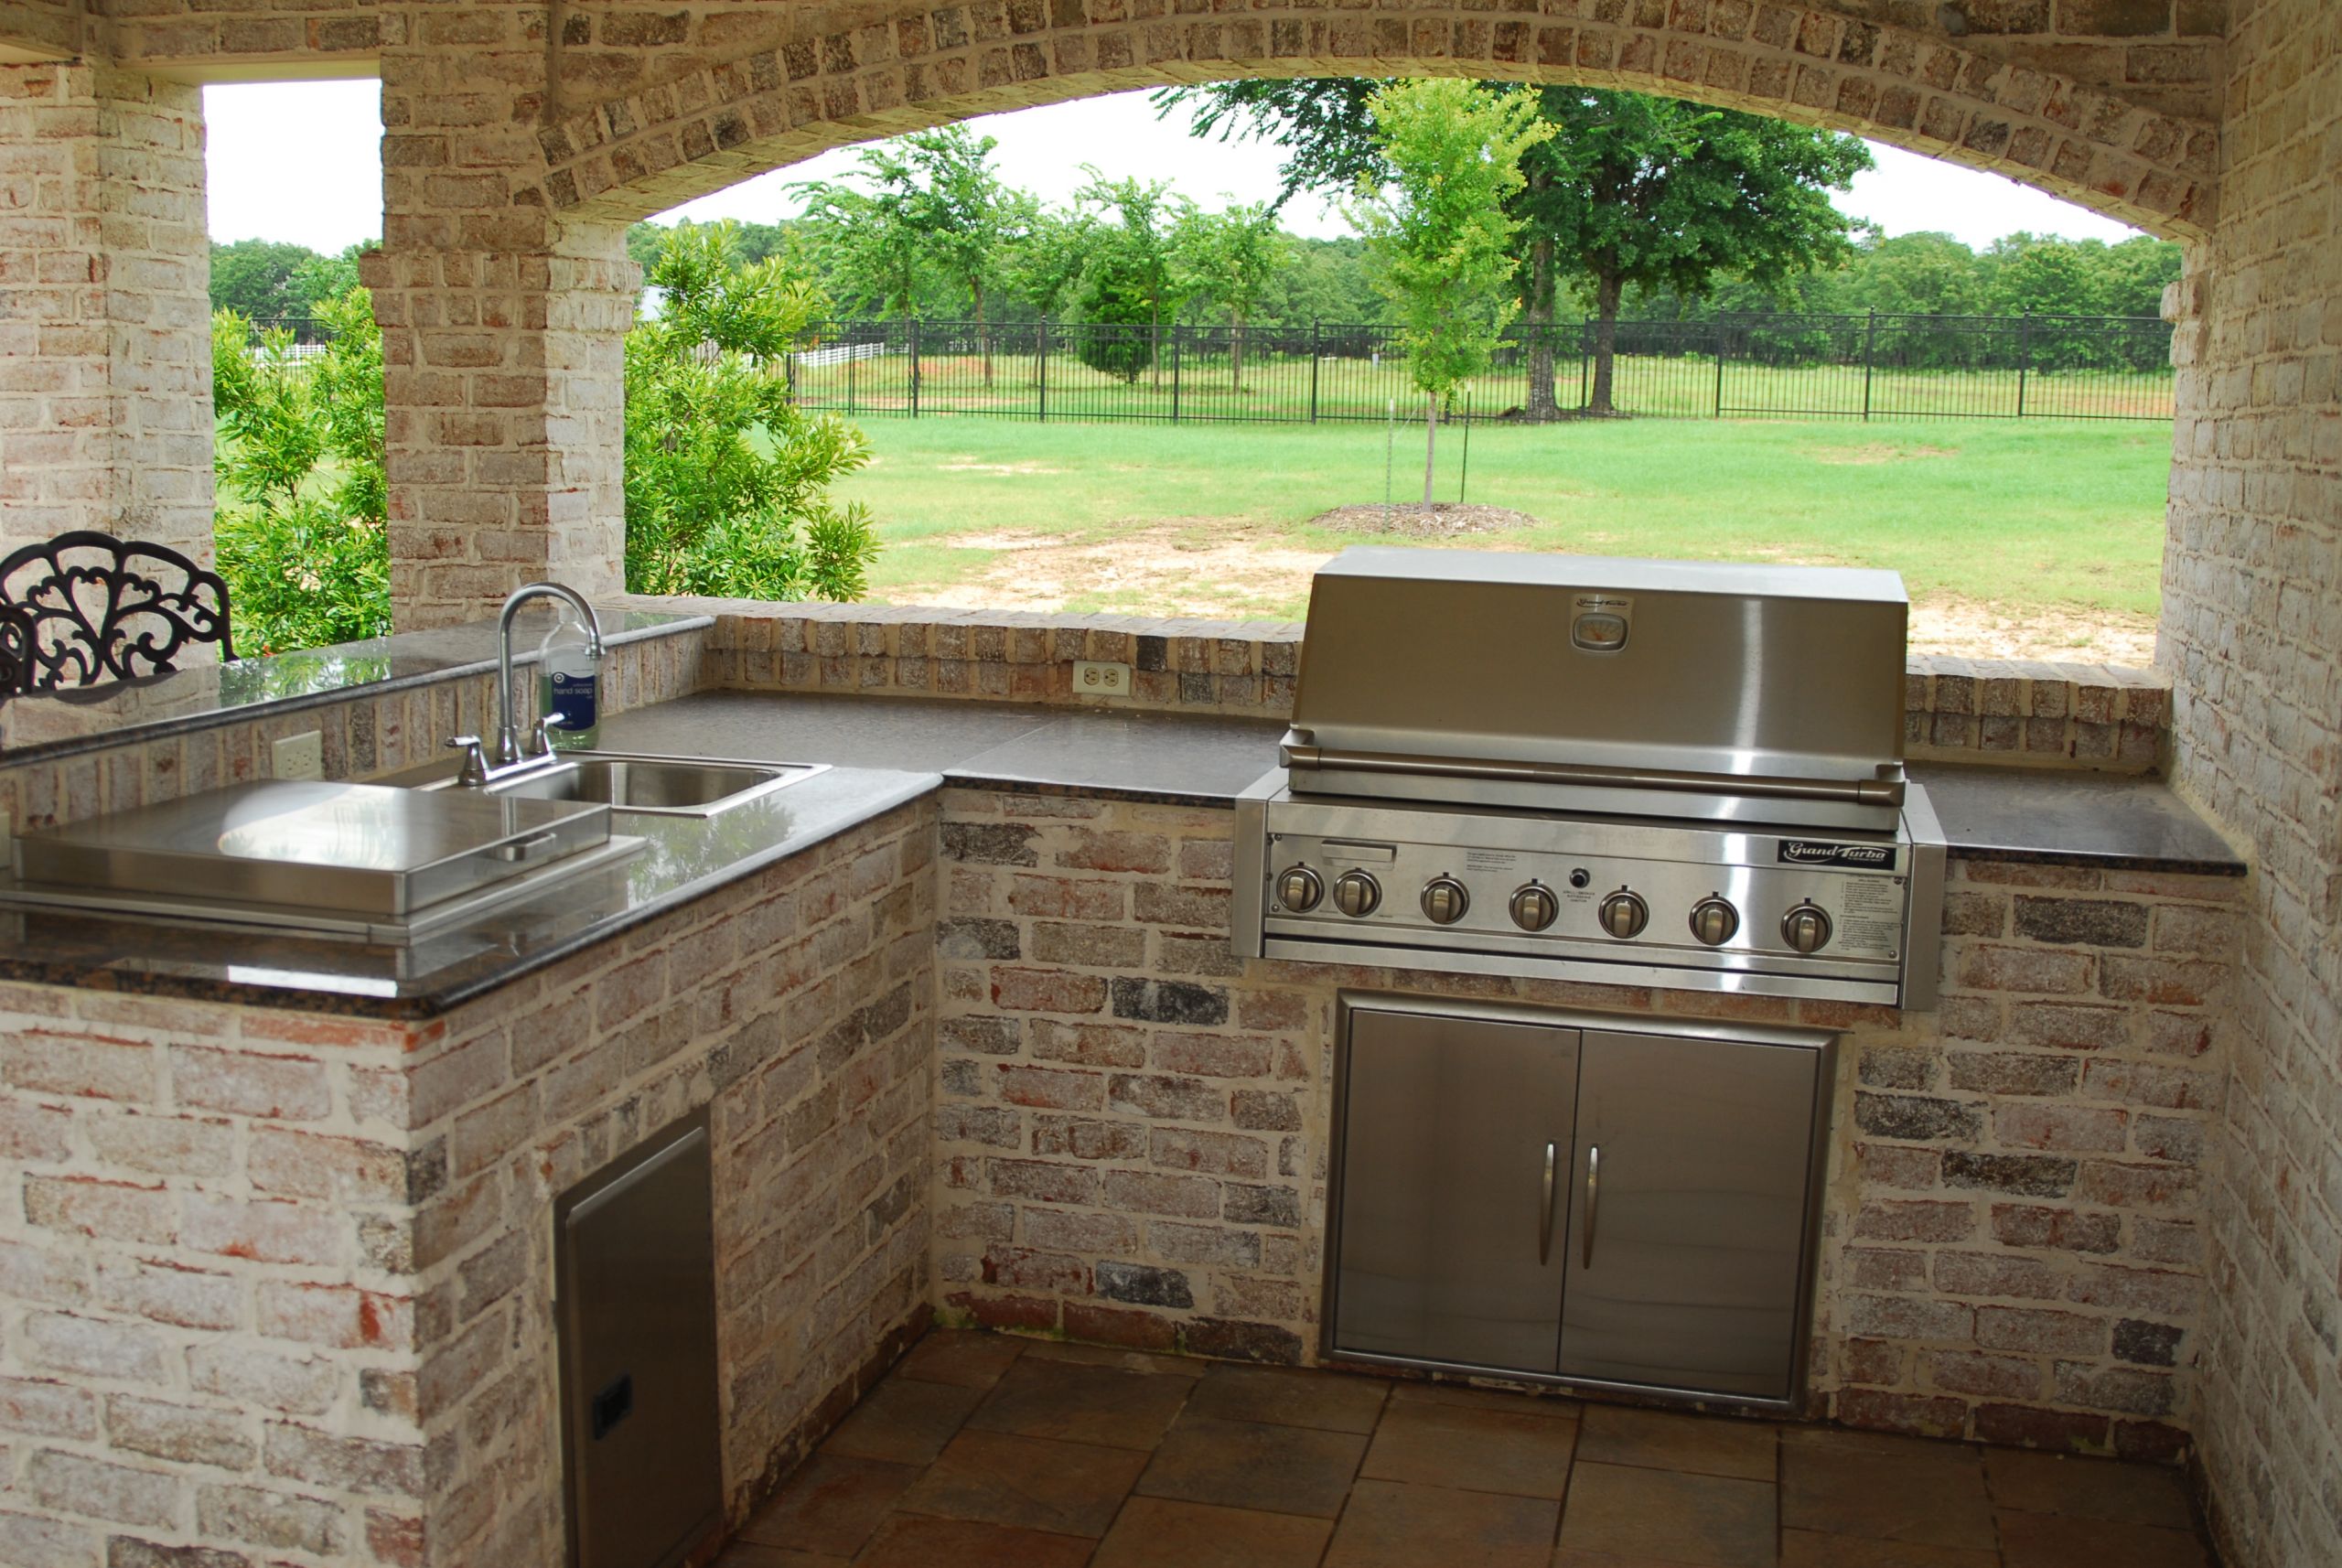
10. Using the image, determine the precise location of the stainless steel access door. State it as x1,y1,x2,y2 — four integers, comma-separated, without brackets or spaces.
556,1112,723,1568
1561,1029,1824,1402
1330,1005,1580,1376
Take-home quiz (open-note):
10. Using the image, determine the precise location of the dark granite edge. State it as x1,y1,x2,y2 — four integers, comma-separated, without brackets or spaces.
0,770,942,1021
1946,843,2247,876
941,771,1247,811
0,612,714,770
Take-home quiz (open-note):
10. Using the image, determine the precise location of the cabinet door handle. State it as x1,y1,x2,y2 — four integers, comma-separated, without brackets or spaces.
1582,1144,1601,1271
1539,1141,1557,1265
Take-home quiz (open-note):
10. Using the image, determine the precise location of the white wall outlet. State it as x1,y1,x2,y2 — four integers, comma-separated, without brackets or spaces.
1074,660,1132,697
272,730,324,781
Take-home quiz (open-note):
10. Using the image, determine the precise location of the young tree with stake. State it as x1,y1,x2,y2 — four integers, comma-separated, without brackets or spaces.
1348,80,1553,505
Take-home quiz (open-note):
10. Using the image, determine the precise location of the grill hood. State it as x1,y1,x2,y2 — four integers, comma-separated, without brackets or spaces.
1282,549,1910,832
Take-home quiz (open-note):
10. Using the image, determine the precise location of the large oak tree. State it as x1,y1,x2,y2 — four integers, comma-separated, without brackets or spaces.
1160,81,1872,414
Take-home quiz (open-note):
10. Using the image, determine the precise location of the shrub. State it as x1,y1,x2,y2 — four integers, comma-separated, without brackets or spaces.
211,286,392,655
624,222,880,599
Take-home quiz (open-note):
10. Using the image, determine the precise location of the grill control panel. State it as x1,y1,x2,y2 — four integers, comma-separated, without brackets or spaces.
1261,822,1910,971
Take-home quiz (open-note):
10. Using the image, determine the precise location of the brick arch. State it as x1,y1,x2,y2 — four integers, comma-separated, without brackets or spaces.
529,1,2218,242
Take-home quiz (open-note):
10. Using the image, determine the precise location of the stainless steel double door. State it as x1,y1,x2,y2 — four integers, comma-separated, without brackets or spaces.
1330,1002,1825,1402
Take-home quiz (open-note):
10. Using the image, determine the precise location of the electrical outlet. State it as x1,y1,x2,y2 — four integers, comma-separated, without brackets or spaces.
272,730,324,781
1074,660,1132,697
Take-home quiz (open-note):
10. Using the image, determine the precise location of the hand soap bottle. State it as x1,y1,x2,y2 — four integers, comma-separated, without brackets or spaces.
537,606,602,749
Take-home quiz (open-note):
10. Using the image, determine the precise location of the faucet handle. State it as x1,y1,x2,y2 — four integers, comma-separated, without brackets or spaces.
531,712,569,757
446,735,489,789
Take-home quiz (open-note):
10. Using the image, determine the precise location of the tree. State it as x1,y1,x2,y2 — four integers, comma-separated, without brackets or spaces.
211,285,391,653
622,222,879,601
1348,80,1552,503
1173,200,1287,390
894,127,1019,383
1162,81,1871,415
1070,171,1190,390
789,127,1020,361
210,239,329,328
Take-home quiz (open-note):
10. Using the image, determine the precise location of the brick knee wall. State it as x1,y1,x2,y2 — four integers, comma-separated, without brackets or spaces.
932,788,2238,1455
0,800,935,1568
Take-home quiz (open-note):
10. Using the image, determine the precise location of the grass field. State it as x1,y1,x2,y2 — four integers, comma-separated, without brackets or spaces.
832,414,2173,662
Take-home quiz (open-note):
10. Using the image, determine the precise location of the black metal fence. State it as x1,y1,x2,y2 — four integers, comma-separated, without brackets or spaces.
780,312,2174,424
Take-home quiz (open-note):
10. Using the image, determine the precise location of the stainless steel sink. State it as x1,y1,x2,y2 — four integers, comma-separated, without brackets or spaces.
450,752,824,817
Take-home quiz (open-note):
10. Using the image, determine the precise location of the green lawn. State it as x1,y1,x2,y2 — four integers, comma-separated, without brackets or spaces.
833,415,2170,633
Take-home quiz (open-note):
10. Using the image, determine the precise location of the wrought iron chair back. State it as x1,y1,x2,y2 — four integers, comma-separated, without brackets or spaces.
0,531,236,693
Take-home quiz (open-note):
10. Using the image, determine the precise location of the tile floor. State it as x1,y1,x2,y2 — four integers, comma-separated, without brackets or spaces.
715,1331,2215,1568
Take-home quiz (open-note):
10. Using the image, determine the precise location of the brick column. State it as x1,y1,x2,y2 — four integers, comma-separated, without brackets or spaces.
0,62,211,563
373,13,636,631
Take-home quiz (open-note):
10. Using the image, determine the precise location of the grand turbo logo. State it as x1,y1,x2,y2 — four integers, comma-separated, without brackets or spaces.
1778,841,1897,870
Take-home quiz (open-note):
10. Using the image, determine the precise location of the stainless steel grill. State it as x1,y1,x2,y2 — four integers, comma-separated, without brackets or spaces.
1233,549,1945,1009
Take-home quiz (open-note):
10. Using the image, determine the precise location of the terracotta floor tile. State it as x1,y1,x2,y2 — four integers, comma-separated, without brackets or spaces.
1577,1405,1778,1481
1326,1477,1562,1568
1090,1494,1336,1568
1781,1443,1994,1551
1360,1396,1579,1499
818,1374,985,1466
734,1454,919,1557
1999,1508,2209,1568
1555,1551,1745,1568
854,1513,1095,1568
1780,1426,1980,1465
1779,1530,1999,1567
710,1546,849,1568
1136,1412,1370,1519
1389,1380,1584,1422
1557,1461,1779,1568
1983,1448,2194,1529
967,1353,1197,1450
895,1328,1028,1390
1023,1339,1209,1378
1185,1363,1390,1434
897,1428,1149,1537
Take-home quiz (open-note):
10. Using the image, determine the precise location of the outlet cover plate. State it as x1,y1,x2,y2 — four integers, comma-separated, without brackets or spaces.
1074,660,1131,697
272,730,324,781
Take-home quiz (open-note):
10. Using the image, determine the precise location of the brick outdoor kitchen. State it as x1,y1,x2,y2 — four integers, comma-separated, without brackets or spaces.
0,5,2337,1568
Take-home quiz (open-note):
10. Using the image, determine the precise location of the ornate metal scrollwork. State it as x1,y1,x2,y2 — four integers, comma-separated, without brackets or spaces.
0,603,28,698
0,531,236,694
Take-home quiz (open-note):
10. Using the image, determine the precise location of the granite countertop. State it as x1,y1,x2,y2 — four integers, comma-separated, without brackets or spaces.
0,693,2243,1017
604,693,2245,875
596,692,1288,805
1910,764,2244,875
0,605,709,767
0,763,938,1017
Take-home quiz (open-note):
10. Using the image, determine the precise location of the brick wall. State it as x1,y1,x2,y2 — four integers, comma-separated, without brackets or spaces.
0,799,935,1566
931,789,2240,1455
0,62,211,565
2161,2,2342,1565
625,595,2179,773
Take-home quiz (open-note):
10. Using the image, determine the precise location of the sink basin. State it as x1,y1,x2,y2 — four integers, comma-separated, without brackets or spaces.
439,753,825,817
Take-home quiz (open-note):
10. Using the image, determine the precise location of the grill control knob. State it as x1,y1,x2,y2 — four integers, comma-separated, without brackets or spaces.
1420,875,1469,926
1331,870,1382,919
1275,865,1323,913
1689,897,1740,947
1781,902,1834,954
1597,889,1649,940
1509,884,1560,932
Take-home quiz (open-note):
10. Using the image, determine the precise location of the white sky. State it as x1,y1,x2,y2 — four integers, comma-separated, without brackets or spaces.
205,79,2147,254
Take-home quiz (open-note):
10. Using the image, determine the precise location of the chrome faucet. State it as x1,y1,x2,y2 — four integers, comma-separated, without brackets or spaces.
445,582,607,783
492,581,604,767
